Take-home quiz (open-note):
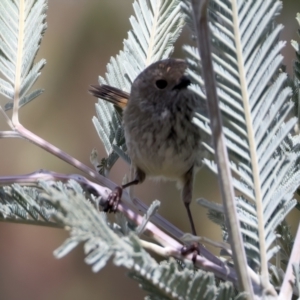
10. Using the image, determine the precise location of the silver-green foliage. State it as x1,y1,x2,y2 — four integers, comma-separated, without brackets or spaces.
92,0,185,175
0,0,57,227
0,0,47,110
182,0,300,273
42,180,241,300
0,184,60,227
0,177,239,299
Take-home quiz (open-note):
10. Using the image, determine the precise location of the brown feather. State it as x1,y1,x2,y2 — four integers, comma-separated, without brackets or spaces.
89,84,129,109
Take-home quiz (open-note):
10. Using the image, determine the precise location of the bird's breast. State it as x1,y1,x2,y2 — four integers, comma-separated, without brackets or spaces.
124,105,201,179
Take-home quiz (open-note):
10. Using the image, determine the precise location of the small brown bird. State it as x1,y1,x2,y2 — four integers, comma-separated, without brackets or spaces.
90,58,203,236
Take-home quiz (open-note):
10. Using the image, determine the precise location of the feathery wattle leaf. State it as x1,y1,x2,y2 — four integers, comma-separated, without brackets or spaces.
42,180,238,300
182,0,300,280
0,0,47,110
0,184,59,227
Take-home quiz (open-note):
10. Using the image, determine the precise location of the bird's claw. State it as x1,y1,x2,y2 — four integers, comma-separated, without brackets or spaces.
181,242,200,263
103,186,123,213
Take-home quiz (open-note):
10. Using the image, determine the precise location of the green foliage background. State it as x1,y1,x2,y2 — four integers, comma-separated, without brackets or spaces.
0,0,298,299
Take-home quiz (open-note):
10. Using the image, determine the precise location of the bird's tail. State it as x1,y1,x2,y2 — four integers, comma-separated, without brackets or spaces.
89,84,129,110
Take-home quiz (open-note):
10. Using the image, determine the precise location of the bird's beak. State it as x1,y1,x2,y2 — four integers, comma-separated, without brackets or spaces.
172,75,191,90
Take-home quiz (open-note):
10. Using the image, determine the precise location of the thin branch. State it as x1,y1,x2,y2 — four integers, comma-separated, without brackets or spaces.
0,166,231,272
139,239,178,257
180,233,235,260
0,170,221,262
0,131,23,138
0,169,263,290
0,170,111,200
190,0,253,297
14,124,114,188
279,223,300,299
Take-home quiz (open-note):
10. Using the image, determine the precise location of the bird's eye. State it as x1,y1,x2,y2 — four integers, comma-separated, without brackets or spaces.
155,79,168,89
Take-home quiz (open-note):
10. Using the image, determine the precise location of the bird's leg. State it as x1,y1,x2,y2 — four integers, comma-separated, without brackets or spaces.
102,168,145,213
180,167,199,262
182,167,197,235
122,179,139,189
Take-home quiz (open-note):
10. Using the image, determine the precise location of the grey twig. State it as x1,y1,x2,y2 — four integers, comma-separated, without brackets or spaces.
0,169,262,290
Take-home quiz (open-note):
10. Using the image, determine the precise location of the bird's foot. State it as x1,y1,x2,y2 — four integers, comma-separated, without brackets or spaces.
102,186,123,213
181,242,200,263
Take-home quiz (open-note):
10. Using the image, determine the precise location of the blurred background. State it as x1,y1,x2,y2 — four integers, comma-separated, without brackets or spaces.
0,0,299,299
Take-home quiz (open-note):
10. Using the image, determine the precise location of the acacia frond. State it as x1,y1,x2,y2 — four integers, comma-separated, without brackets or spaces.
0,0,47,110
182,0,300,277
41,180,241,300
0,184,60,227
